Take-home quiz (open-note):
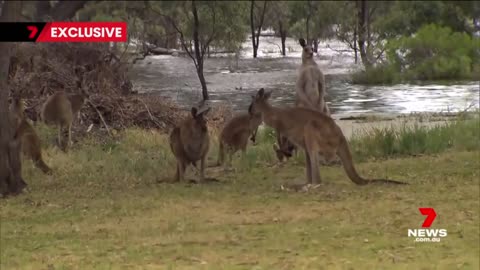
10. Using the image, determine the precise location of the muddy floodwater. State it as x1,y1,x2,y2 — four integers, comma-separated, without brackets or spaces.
130,37,479,117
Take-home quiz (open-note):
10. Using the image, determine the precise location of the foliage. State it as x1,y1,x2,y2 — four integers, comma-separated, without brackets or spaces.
349,114,480,161
287,1,337,41
385,24,480,81
375,1,477,39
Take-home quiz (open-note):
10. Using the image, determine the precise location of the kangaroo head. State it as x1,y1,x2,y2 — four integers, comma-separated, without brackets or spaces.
299,38,313,61
249,88,272,116
191,106,210,133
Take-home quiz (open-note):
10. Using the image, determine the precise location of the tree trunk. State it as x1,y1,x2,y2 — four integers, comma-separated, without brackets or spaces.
313,39,318,53
191,0,209,100
250,0,267,58
357,0,371,68
0,1,27,197
250,0,258,58
306,16,310,44
196,65,208,101
280,25,287,56
354,20,358,64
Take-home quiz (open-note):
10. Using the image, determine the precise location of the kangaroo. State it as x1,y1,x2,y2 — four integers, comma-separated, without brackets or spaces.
10,97,52,175
273,132,297,162
169,107,211,183
275,38,331,163
40,86,89,151
249,88,408,186
215,107,262,168
296,38,330,115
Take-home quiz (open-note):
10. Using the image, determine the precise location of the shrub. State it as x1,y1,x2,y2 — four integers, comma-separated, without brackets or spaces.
385,24,480,81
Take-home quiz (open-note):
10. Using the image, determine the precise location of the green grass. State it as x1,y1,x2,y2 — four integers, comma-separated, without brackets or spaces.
1,117,479,269
349,116,480,162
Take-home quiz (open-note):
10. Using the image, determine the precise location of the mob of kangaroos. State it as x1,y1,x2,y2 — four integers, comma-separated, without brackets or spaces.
248,88,408,186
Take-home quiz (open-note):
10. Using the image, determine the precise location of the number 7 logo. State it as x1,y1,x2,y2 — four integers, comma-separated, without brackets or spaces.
27,25,38,39
419,208,437,228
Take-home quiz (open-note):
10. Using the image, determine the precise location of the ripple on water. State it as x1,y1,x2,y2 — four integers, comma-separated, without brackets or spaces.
131,37,480,115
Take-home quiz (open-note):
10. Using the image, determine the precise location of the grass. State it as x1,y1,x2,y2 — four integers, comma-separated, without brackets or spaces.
1,116,479,269
349,115,480,162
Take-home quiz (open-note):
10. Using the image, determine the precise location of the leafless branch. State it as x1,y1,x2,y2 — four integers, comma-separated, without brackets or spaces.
150,7,197,66
87,100,112,136
139,98,163,129
265,40,282,52
326,44,353,54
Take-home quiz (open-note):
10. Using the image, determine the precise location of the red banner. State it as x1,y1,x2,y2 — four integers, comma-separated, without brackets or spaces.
35,22,127,43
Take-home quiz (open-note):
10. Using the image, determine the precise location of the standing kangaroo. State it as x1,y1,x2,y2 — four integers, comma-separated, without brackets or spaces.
249,88,407,186
40,86,88,151
296,38,330,115
276,38,331,162
169,107,211,183
215,108,262,168
10,97,52,175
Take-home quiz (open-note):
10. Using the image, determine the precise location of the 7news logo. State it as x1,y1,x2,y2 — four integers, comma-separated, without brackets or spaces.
407,208,448,242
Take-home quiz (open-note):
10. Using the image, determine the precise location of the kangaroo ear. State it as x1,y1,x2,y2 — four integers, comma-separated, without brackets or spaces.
191,107,198,118
299,38,306,48
257,88,265,98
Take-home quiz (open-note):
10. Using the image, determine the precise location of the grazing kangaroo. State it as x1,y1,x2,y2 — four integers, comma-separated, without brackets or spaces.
215,108,262,168
40,87,89,151
276,38,331,163
169,107,211,182
10,97,52,175
249,88,407,186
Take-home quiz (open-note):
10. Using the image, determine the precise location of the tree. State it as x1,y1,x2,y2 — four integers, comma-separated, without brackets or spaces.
250,0,268,58
357,0,371,68
154,1,247,101
264,1,290,56
0,1,27,197
335,1,392,68
34,0,89,21
287,1,337,53
154,1,215,100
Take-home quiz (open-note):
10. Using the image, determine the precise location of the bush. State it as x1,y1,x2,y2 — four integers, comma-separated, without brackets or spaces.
385,24,480,81
350,64,398,85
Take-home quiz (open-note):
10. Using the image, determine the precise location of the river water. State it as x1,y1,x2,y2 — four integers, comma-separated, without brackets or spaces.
130,36,479,117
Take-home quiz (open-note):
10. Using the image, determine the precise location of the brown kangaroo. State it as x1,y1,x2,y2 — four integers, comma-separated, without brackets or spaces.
215,108,262,168
40,87,88,151
169,107,211,183
10,97,52,175
249,88,407,186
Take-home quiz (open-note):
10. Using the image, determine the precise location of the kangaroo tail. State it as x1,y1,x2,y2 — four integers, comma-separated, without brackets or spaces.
217,140,225,166
337,136,408,185
36,158,52,175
